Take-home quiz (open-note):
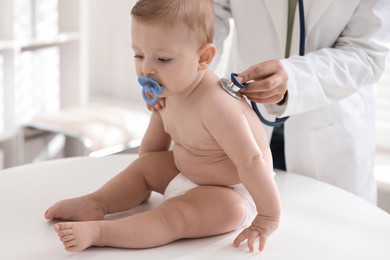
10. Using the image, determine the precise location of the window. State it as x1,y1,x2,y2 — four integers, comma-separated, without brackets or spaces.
14,47,60,125
0,0,82,134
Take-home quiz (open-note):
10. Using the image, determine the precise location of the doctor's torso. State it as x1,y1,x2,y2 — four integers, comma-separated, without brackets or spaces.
222,0,360,72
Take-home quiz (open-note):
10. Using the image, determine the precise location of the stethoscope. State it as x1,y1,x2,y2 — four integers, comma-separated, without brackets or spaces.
219,0,305,127
138,0,305,127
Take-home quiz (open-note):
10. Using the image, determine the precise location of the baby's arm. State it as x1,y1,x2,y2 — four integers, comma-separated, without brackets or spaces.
200,94,281,252
232,155,280,252
139,112,171,155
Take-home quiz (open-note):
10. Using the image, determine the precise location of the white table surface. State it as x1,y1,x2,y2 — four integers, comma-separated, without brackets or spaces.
1,154,389,260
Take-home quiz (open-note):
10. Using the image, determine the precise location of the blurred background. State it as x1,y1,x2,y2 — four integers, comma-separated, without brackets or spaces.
0,0,148,167
0,0,389,170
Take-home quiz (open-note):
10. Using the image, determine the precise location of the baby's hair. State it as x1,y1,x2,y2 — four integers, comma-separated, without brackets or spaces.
131,0,214,45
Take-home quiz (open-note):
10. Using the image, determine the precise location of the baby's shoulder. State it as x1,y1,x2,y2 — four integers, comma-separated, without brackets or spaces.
203,83,243,109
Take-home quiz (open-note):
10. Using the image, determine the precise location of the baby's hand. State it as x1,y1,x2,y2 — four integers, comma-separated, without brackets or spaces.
146,98,165,111
233,214,279,252
144,90,165,111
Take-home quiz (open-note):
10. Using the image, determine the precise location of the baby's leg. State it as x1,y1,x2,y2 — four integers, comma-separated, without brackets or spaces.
55,185,246,251
45,151,179,221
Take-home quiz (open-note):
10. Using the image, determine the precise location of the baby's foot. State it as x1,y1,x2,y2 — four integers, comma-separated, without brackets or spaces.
45,195,107,221
54,222,102,252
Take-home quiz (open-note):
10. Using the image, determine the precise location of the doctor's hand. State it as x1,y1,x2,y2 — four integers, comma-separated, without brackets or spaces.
237,60,288,105
233,213,279,252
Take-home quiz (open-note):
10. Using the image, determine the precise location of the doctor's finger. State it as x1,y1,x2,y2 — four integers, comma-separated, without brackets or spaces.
242,82,287,104
244,92,285,104
238,60,286,83
241,74,287,94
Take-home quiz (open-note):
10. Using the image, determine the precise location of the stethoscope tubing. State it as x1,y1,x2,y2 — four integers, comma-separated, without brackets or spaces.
298,0,305,56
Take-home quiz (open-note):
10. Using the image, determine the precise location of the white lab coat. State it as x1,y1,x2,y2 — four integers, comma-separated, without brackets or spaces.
214,0,390,203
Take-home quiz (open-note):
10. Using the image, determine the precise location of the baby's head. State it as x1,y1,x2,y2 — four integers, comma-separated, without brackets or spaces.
131,0,214,46
131,0,216,100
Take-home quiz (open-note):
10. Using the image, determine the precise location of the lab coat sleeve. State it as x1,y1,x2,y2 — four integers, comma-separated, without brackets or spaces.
212,0,232,68
265,0,390,118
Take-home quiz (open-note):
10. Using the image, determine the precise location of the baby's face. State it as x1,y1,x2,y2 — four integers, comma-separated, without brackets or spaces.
131,19,203,98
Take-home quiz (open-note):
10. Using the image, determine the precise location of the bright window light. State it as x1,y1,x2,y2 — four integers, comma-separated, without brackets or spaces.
13,0,33,39
35,0,59,38
14,47,60,125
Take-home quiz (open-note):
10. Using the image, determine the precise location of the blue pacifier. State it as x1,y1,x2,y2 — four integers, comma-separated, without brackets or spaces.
138,76,163,105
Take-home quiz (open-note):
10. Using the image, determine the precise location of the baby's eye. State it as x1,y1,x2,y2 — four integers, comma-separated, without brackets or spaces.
134,54,144,60
157,57,172,63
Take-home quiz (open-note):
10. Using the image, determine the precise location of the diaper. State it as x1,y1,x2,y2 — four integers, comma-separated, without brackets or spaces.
164,173,257,229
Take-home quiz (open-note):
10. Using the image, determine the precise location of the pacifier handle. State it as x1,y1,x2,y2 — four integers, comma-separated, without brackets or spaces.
231,73,247,89
138,76,163,105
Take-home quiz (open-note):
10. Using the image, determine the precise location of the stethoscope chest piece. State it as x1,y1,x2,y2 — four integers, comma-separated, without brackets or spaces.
219,78,242,100
219,73,289,127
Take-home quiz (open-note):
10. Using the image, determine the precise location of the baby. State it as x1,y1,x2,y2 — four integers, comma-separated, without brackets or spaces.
45,0,281,253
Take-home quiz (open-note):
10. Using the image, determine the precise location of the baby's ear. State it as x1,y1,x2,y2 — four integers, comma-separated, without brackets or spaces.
199,43,216,70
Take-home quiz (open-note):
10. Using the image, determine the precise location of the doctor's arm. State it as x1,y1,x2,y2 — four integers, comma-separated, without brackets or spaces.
275,0,390,117
240,0,390,117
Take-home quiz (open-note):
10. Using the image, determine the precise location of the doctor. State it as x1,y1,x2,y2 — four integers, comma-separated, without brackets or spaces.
213,0,390,203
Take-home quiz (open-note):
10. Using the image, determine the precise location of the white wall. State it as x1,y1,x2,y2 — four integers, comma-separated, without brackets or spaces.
87,0,141,103
85,0,231,103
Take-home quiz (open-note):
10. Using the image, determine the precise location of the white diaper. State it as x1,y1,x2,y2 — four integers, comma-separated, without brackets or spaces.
164,173,257,229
